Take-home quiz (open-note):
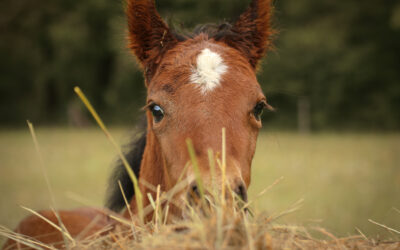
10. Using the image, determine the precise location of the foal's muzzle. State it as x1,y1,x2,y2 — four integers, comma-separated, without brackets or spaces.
187,180,248,206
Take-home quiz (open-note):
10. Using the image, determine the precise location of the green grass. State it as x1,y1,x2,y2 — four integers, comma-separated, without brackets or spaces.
0,128,399,246
251,132,400,239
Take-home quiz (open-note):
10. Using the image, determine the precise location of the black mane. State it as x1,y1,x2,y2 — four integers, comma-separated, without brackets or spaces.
171,22,236,42
192,22,235,39
105,120,147,212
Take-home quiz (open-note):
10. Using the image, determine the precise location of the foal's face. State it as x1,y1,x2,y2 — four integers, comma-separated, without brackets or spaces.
146,39,267,200
126,0,273,203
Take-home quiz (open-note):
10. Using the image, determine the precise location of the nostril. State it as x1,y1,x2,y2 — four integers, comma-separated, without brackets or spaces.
187,182,202,206
235,184,248,203
189,182,200,198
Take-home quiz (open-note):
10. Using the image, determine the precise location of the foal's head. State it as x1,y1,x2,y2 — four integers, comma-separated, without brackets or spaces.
127,0,273,207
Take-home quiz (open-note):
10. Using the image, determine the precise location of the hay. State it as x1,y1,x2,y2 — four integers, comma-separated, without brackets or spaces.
2,194,399,250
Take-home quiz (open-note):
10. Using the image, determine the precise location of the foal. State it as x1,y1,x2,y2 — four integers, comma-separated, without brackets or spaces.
3,0,273,248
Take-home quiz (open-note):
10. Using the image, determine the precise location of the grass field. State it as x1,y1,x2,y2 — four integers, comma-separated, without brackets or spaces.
0,127,399,246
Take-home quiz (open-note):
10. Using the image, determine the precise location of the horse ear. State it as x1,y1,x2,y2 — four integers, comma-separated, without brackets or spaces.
126,0,178,79
218,0,274,69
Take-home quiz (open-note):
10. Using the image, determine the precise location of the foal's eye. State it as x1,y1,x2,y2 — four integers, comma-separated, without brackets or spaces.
149,104,164,123
253,101,266,121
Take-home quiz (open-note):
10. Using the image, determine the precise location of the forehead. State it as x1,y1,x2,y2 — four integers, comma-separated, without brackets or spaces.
148,37,262,98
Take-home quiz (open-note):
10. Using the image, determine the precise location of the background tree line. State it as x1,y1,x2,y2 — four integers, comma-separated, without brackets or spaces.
1,0,399,130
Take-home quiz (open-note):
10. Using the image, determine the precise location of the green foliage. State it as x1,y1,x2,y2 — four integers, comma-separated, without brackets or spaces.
0,0,399,130
263,0,400,130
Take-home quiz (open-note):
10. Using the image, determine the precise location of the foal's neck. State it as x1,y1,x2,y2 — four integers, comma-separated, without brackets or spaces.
124,128,169,219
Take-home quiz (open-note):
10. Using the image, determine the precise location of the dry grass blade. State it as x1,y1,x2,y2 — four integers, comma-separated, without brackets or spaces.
118,181,136,236
315,227,341,248
186,138,205,201
369,219,400,235
242,212,255,250
27,121,56,206
269,198,304,222
109,232,126,250
65,192,95,206
75,215,103,242
50,207,76,248
221,128,227,205
0,226,55,250
74,86,144,224
0,234,45,250
207,149,217,194
355,227,369,241
154,185,162,230
108,215,132,227
147,193,157,211
27,121,73,248
243,176,284,210
19,206,74,243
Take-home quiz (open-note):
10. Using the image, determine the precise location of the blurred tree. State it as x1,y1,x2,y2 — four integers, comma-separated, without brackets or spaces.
0,0,399,130
261,0,400,130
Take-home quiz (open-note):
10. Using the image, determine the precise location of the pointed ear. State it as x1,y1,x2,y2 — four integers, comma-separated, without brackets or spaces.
217,0,274,69
126,0,178,79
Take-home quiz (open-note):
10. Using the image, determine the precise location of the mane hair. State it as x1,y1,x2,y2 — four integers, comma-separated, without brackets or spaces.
192,22,235,39
105,120,147,212
170,22,236,42
172,18,274,69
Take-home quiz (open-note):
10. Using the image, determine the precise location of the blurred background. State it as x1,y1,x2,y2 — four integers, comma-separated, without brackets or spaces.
1,0,400,129
0,0,399,243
